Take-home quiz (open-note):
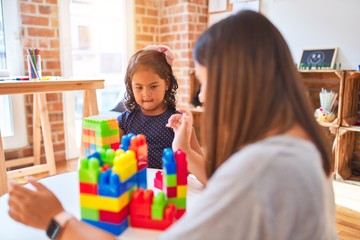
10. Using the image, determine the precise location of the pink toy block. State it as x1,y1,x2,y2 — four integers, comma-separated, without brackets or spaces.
80,182,98,195
154,171,163,190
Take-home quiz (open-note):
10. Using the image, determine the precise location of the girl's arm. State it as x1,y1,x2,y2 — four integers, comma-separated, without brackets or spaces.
167,109,207,185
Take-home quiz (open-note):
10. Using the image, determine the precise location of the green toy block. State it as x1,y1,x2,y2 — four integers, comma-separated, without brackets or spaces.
167,197,186,209
165,174,177,187
79,157,100,183
151,192,166,220
103,148,115,166
81,207,99,221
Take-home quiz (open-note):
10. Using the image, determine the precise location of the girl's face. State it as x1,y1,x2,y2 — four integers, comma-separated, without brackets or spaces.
131,68,169,116
195,62,207,103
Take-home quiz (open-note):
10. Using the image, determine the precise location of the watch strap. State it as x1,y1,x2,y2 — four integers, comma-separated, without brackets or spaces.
54,211,74,227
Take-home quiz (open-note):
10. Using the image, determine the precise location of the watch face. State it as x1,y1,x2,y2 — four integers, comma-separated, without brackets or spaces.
46,219,61,240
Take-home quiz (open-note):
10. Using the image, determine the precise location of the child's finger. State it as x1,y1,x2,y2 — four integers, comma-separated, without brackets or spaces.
28,178,48,192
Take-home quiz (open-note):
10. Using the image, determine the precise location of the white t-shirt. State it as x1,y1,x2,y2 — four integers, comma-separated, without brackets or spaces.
161,135,338,240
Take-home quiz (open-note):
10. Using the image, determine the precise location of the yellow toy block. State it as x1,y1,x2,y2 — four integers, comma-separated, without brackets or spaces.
177,185,187,198
95,136,110,146
113,150,137,182
80,191,129,212
83,134,90,143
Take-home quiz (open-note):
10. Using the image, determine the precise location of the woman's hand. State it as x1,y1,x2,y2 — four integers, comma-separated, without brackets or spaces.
167,108,193,152
8,178,65,230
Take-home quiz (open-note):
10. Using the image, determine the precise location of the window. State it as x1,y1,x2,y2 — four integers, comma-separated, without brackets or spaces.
0,0,27,149
59,0,134,159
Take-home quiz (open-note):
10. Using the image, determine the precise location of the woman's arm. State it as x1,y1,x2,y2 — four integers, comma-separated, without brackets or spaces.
8,179,117,240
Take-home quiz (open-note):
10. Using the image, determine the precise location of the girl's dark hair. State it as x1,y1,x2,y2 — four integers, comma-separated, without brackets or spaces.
194,10,333,179
124,50,178,111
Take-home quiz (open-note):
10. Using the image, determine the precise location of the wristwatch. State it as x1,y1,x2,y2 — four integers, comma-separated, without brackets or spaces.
46,211,74,240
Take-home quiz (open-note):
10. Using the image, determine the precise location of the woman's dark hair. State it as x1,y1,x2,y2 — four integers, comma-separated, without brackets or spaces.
194,10,333,179
124,50,178,111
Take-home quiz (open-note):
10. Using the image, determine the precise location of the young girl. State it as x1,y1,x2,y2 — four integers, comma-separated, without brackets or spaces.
118,44,201,169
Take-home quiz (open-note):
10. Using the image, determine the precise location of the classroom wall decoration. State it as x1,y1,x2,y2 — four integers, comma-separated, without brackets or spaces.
299,48,338,69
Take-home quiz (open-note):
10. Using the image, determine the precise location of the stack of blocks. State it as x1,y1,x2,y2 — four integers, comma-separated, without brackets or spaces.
79,127,188,235
82,116,120,156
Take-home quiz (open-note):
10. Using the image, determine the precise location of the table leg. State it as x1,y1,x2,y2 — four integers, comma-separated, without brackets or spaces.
33,94,41,165
83,89,99,117
0,129,8,196
38,93,56,175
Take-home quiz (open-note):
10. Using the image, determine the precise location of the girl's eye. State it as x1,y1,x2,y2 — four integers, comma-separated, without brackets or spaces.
151,85,158,89
135,86,142,90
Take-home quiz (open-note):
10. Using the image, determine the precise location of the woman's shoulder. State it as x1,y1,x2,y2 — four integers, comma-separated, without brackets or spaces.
211,135,320,184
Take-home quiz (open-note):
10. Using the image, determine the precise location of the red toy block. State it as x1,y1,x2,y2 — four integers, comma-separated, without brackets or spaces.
175,209,186,219
89,129,95,137
130,189,154,218
130,204,176,230
101,163,111,172
99,205,129,224
83,141,90,149
177,172,188,185
83,128,89,135
111,142,120,151
79,182,98,194
165,186,177,198
129,135,148,170
154,171,163,190
175,149,187,175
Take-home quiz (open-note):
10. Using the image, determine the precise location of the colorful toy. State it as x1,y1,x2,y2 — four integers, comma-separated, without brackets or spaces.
82,116,120,156
79,130,187,236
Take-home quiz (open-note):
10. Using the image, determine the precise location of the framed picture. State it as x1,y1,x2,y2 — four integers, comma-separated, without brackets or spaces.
299,48,338,69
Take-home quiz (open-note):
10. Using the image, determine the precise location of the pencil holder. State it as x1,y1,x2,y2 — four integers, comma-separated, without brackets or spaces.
27,54,42,80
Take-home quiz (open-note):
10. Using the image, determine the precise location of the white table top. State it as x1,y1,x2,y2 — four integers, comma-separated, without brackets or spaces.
0,168,204,240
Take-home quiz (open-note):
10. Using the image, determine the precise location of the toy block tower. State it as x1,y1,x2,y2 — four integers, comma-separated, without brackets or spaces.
162,148,187,219
79,148,137,235
82,116,120,156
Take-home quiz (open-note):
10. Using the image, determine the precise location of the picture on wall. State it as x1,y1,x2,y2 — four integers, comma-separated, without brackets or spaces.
299,48,338,69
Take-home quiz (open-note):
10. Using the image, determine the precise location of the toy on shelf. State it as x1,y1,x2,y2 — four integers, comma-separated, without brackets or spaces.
79,128,187,235
82,116,120,156
314,88,337,123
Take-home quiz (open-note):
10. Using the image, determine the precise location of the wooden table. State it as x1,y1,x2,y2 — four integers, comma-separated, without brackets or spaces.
0,79,105,195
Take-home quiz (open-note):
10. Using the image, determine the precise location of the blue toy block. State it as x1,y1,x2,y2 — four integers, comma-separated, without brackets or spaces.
137,168,147,189
162,148,176,175
98,169,123,197
120,133,135,151
83,218,129,236
84,148,90,156
88,151,103,165
99,169,138,198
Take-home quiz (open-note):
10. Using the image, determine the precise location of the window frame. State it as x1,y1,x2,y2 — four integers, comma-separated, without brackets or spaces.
59,0,135,159
1,0,28,150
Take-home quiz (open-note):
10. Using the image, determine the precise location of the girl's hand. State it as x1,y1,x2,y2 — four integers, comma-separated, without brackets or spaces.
167,108,193,152
8,178,64,230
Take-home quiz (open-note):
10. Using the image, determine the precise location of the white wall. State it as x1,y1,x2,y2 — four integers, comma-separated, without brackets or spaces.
261,0,360,70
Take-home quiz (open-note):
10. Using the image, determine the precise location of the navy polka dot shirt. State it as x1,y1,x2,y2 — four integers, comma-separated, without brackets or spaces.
117,107,178,169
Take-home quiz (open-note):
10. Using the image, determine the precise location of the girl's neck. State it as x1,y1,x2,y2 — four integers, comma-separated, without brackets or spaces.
140,104,167,116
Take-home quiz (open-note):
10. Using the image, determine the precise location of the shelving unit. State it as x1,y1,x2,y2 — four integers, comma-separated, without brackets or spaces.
336,71,360,182
299,70,360,184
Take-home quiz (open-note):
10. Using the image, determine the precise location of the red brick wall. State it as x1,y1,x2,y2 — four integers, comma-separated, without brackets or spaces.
5,0,65,163
5,0,207,163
